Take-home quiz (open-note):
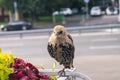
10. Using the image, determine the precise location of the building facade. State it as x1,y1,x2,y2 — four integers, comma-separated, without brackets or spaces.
0,8,9,22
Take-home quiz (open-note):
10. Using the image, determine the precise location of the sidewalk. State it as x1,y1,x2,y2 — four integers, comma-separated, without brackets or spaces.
22,55,120,80
33,15,120,29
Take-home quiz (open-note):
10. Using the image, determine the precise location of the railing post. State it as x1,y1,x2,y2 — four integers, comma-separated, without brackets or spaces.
111,27,113,33
72,76,76,80
20,33,23,39
0,24,120,38
79,30,81,36
49,31,51,36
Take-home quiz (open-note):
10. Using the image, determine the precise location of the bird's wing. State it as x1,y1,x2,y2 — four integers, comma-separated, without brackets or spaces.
67,34,73,43
47,42,57,59
59,42,74,68
67,34,75,58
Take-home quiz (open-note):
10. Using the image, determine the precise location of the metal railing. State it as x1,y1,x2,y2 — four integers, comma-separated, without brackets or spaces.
0,24,120,38
39,68,92,80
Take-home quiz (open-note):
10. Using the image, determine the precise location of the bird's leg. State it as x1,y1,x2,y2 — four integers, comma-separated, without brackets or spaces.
58,68,65,77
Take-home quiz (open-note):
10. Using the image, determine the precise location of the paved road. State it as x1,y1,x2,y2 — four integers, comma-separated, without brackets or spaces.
0,29,120,80
33,15,119,29
84,15,119,26
1,29,120,56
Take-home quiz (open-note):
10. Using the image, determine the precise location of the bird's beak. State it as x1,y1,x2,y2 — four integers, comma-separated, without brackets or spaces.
54,31,62,36
54,32,59,36
54,32,57,35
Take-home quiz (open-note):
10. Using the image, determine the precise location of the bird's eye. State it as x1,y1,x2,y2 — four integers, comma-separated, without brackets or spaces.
59,31,63,34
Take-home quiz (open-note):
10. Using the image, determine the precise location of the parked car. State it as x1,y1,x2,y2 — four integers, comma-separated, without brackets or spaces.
52,11,59,16
90,6,102,16
106,7,118,15
72,8,79,14
53,8,73,16
0,21,33,31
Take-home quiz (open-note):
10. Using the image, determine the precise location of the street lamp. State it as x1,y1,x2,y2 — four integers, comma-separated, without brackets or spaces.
14,1,19,21
112,0,114,5
84,0,89,19
118,0,120,22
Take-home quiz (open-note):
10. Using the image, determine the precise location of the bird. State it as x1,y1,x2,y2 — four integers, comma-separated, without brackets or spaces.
47,25,75,76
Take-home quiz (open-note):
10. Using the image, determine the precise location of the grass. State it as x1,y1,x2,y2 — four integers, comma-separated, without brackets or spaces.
39,16,53,22
0,22,8,25
38,15,65,22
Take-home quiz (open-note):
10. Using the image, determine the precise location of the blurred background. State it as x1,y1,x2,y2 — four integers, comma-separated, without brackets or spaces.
0,0,120,80
0,0,119,27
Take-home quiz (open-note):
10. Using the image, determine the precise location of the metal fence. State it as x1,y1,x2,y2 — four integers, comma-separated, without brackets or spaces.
1,24,119,80
0,23,120,38
39,68,92,80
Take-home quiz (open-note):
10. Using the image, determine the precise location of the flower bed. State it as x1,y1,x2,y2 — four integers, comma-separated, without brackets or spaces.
0,48,58,80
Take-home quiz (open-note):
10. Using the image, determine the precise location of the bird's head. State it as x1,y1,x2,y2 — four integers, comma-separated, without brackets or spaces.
53,25,67,38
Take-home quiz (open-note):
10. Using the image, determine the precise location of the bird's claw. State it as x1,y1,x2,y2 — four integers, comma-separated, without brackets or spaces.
58,69,65,77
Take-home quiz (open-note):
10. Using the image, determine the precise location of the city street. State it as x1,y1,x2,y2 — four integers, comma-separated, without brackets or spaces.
0,0,120,80
0,29,120,80
33,15,120,29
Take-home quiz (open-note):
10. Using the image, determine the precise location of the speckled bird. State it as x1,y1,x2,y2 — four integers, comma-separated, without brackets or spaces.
47,25,75,70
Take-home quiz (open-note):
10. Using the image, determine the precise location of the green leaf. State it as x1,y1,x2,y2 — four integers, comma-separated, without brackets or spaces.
50,75,58,80
52,61,57,71
0,51,14,80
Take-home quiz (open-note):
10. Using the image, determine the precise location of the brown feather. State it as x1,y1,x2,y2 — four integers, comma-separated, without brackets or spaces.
47,25,75,69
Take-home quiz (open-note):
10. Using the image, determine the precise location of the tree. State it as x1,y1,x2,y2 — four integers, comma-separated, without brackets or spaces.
0,0,100,21
0,0,14,12
0,0,15,22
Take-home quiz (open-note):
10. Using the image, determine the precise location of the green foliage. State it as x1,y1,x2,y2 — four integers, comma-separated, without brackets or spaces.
0,50,14,80
0,0,14,12
0,22,8,25
53,14,65,22
52,61,57,71
50,75,58,80
24,18,33,22
0,0,90,20
39,16,53,22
